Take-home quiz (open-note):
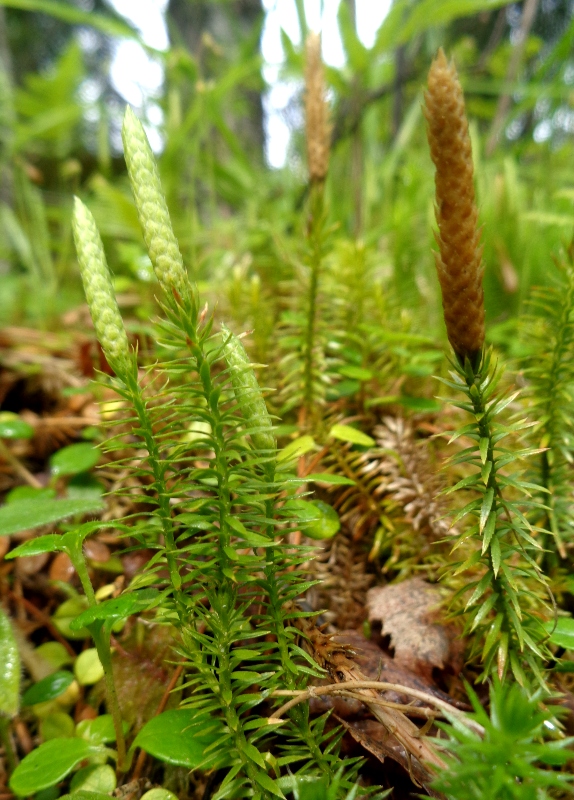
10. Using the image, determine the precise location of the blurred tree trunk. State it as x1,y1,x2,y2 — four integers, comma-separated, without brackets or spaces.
0,6,14,209
486,0,540,155
346,0,363,235
167,0,265,160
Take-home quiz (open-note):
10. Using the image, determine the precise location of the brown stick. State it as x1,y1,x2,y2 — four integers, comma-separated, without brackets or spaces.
7,591,76,657
0,440,42,489
271,680,484,736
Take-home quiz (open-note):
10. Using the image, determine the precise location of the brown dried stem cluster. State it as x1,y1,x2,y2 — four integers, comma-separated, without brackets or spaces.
305,32,330,184
424,48,485,363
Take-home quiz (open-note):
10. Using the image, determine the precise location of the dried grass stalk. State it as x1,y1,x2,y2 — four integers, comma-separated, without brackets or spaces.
305,32,330,184
424,48,485,363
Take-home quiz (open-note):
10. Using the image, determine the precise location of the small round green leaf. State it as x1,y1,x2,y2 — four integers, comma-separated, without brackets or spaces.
35,642,74,674
69,764,116,795
6,486,56,503
397,396,442,413
67,474,105,501
284,500,340,540
52,597,90,640
39,712,75,741
141,791,179,800
59,793,111,800
9,738,104,796
22,671,74,707
35,787,60,800
74,649,104,686
133,709,222,768
0,413,34,440
50,444,100,477
545,617,574,650
76,714,127,745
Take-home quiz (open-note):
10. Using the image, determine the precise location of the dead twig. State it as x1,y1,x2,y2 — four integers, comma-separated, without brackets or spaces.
271,680,483,735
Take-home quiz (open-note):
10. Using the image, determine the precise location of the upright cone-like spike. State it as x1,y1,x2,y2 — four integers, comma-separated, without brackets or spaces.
221,323,276,461
122,107,188,298
72,197,130,376
305,32,330,184
424,49,485,363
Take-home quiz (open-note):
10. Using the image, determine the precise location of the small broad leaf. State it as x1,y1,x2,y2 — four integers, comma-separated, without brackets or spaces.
397,396,442,413
544,618,574,650
0,497,104,537
74,649,104,686
133,709,224,768
69,764,116,795
76,714,128,745
52,596,90,640
35,642,74,673
69,589,160,631
50,443,99,477
6,486,56,503
479,437,489,464
22,671,74,707
67,474,105,501
9,738,104,796
0,413,34,439
329,424,375,447
338,365,373,381
305,473,355,486
140,791,179,800
284,499,340,540
39,712,75,741
277,435,316,463
6,534,64,560
0,607,20,717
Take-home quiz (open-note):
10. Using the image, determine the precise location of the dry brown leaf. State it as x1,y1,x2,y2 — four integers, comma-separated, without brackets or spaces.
332,631,467,710
366,578,463,680
338,718,445,798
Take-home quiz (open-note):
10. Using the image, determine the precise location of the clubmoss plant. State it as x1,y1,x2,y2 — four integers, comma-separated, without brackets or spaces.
425,51,551,685
431,680,573,799
72,197,131,378
279,33,334,426
70,106,366,798
424,48,485,367
122,106,188,298
521,244,574,565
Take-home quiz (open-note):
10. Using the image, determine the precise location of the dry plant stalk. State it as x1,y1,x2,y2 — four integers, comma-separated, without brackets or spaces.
424,48,485,363
305,32,330,184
